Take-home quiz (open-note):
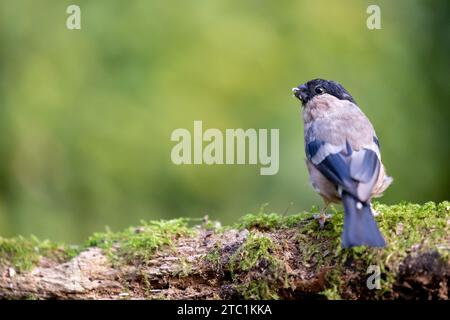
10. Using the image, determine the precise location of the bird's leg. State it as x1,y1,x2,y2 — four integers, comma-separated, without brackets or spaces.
313,200,332,229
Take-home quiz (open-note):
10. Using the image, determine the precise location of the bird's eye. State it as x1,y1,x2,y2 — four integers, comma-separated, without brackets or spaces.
315,86,324,94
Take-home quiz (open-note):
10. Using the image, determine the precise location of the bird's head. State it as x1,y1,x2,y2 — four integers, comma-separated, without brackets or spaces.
292,79,355,106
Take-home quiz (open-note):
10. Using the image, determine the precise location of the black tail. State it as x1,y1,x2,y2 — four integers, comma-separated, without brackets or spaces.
341,192,386,248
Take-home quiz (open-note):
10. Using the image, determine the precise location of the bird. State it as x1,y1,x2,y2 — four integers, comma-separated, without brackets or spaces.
292,79,393,248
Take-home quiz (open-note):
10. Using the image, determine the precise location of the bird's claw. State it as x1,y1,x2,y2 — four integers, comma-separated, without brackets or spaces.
313,213,332,229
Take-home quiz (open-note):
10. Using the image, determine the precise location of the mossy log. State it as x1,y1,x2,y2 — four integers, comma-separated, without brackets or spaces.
0,202,449,300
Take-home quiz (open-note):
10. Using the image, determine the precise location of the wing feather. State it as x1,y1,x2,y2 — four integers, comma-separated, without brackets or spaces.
306,139,380,202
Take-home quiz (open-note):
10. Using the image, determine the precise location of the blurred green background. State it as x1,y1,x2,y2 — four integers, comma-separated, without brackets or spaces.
0,0,448,242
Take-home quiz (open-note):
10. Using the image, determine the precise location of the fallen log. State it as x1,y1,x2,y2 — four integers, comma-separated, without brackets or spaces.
0,202,449,300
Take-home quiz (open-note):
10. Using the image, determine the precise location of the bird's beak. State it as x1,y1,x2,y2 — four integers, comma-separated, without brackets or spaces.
292,84,308,103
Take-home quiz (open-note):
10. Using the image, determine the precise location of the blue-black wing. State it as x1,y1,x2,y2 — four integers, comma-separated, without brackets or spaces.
306,139,380,202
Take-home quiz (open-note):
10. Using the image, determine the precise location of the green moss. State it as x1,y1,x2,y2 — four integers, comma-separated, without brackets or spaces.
229,233,278,274
238,279,280,300
318,201,450,298
321,286,342,300
228,232,286,299
237,212,282,230
172,256,193,277
376,201,449,252
0,218,195,272
371,201,448,295
237,201,449,299
351,202,447,261
204,244,222,274
236,211,316,231
320,268,343,299
0,235,79,272
86,218,195,264
309,201,448,263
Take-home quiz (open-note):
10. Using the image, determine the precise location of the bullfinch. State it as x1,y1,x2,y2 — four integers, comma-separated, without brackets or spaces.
292,79,393,248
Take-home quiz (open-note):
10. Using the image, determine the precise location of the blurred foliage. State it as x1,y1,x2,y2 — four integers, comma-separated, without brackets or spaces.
0,0,448,242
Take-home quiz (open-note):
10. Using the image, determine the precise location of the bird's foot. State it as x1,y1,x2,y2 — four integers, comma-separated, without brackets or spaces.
313,211,332,229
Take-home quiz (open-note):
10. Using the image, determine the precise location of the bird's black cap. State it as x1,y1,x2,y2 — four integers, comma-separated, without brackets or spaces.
293,79,355,104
